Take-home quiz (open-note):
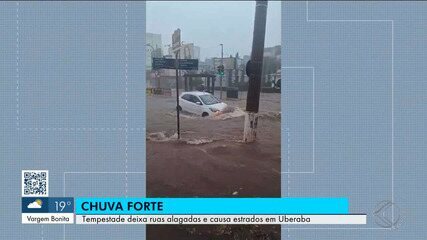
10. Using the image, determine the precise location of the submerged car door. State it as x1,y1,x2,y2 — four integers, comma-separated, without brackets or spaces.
181,94,192,112
188,94,202,115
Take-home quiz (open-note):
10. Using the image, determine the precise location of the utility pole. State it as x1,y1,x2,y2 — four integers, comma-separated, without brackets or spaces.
171,28,182,139
243,0,268,143
220,43,224,99
175,48,181,139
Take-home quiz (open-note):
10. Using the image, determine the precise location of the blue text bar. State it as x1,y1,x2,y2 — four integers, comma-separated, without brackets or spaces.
75,198,349,215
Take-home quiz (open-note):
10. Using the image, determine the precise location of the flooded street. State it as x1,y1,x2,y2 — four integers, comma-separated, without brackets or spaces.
147,91,281,196
146,91,281,239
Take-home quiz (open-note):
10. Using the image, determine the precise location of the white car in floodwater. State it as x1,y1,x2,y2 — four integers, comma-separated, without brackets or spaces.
178,91,227,117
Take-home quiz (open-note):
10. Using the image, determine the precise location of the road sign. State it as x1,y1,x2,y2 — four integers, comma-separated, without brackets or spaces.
152,56,198,140
152,58,175,70
152,58,198,70
178,59,198,70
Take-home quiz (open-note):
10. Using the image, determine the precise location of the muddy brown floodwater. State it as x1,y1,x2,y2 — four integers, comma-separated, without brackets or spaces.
146,91,281,240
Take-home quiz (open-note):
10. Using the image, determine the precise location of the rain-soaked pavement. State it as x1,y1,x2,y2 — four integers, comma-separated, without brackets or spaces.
146,90,281,239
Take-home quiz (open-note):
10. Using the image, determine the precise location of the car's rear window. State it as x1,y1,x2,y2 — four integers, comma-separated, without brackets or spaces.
199,94,220,105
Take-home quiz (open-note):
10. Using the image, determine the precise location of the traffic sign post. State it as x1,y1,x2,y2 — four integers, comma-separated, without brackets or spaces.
172,29,182,139
151,28,200,140
152,58,198,71
151,55,198,139
175,52,181,139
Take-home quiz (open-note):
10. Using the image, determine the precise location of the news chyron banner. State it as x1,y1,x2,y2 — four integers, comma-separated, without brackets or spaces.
23,197,366,225
21,171,365,225
74,198,366,225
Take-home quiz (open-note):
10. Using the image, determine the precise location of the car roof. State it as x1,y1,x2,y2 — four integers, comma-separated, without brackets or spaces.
181,91,211,96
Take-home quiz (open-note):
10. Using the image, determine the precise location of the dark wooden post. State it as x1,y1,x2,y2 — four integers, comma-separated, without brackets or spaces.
243,0,268,142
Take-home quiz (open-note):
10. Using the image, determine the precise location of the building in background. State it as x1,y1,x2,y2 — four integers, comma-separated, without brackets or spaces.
152,42,201,89
182,45,281,90
200,58,215,73
152,42,202,89
209,55,247,88
262,45,281,87
149,31,282,90
168,43,200,59
146,33,163,70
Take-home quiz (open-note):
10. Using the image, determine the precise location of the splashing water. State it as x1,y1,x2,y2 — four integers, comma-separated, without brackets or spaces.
147,131,214,145
147,131,178,142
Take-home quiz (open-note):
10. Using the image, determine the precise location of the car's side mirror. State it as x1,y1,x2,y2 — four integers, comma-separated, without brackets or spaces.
196,101,202,105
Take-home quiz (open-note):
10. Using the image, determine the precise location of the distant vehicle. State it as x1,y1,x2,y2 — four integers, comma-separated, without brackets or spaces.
178,91,227,117
274,78,281,90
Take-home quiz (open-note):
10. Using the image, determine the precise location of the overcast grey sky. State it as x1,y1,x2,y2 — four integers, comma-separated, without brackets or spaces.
146,1,281,60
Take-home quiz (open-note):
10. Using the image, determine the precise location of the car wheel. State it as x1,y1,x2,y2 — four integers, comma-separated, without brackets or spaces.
202,112,209,117
177,105,182,111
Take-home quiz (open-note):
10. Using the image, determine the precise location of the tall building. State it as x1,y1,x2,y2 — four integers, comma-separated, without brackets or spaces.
146,33,163,70
168,43,200,59
203,58,215,73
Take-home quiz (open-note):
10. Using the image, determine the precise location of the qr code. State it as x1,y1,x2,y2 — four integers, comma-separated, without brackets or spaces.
22,170,49,197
